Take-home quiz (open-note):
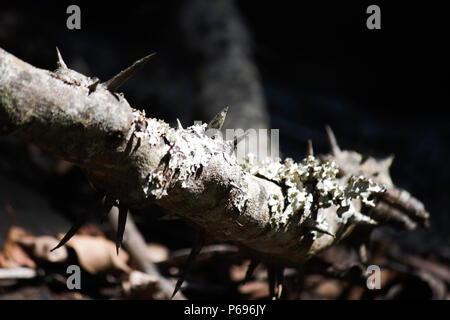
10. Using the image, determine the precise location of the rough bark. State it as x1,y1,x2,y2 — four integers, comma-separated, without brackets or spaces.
0,47,429,267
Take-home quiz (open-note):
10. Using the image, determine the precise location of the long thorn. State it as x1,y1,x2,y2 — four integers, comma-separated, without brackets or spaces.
116,204,128,255
303,218,335,237
207,107,228,130
51,210,92,252
171,233,205,298
325,125,341,156
56,47,68,69
103,53,156,92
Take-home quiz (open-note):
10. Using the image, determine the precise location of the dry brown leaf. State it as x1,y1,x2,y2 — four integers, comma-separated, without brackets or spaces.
18,236,68,263
77,223,105,237
0,252,12,268
6,225,33,242
122,270,159,299
2,226,36,269
238,280,269,299
346,285,365,300
315,279,344,299
63,234,131,275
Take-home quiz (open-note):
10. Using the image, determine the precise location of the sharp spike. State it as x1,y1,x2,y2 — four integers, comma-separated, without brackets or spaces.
51,210,92,252
307,139,314,156
56,47,68,69
325,125,341,156
171,233,205,299
116,204,129,255
207,107,228,131
303,218,335,237
244,259,260,283
103,52,156,92
176,118,183,130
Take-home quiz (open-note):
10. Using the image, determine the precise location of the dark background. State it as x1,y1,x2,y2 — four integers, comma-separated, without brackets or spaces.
0,1,448,297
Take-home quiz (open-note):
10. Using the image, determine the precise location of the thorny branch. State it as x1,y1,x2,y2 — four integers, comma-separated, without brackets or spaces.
0,47,430,297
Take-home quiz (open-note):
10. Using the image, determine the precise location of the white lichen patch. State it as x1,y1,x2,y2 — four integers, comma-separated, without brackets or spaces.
130,110,173,147
240,154,386,232
311,211,330,240
342,176,385,208
231,173,251,213
146,122,225,199
338,201,377,226
147,170,168,199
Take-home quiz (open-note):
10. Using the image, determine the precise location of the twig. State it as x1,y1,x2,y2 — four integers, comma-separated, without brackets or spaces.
0,267,37,280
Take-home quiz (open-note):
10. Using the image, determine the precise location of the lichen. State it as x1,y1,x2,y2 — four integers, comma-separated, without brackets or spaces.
240,154,386,233
311,211,330,240
144,120,225,199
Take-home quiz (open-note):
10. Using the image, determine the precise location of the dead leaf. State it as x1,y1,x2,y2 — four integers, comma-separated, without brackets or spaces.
62,234,131,275
122,270,159,299
347,285,365,300
238,280,269,299
18,236,68,263
0,252,12,268
2,226,36,269
315,279,344,299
